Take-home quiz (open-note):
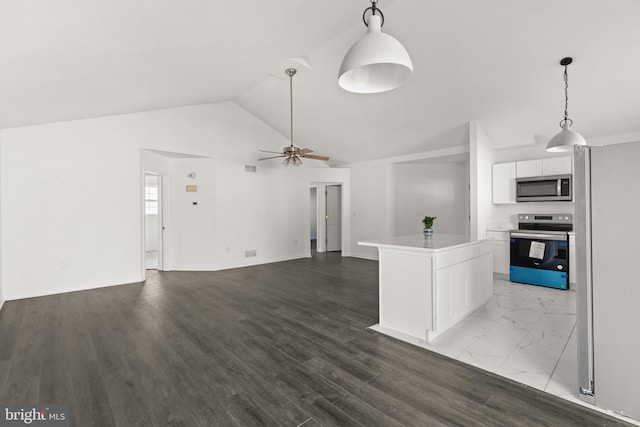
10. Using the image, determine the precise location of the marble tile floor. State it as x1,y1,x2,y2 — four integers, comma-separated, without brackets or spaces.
424,279,577,394
421,278,640,426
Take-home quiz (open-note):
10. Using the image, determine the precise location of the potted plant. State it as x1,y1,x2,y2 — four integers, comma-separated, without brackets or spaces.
422,216,437,237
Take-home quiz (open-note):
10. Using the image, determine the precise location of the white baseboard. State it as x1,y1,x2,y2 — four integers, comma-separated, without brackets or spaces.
213,253,308,272
0,296,4,312
368,324,429,348
5,275,144,301
350,253,379,261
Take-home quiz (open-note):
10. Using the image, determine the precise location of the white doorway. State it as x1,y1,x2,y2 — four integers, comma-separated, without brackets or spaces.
310,187,318,251
326,185,342,252
144,173,164,270
309,183,343,254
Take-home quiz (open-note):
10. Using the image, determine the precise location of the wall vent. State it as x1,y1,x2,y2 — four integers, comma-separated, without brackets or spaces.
244,165,257,173
244,249,257,257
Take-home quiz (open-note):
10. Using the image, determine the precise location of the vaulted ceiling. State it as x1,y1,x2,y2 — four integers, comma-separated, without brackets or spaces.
2,0,640,164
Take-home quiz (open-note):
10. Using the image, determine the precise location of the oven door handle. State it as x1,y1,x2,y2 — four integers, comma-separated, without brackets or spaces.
510,232,567,241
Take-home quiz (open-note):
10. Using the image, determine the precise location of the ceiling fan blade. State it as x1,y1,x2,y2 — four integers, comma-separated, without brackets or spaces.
301,154,330,161
259,150,284,154
298,148,314,154
258,155,286,161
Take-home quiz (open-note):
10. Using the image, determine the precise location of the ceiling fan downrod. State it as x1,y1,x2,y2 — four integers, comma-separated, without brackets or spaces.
286,68,297,149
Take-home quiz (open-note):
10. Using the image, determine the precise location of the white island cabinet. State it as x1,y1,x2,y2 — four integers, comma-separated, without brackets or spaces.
359,234,493,344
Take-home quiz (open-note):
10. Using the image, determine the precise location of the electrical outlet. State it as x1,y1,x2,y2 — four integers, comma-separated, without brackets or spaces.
244,249,257,257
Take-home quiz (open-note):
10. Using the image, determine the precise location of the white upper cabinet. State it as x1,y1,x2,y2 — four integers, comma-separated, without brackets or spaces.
492,162,517,204
494,156,572,204
542,156,572,176
515,159,543,178
516,156,572,178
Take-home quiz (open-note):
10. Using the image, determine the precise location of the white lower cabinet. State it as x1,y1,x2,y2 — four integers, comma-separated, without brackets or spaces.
474,253,493,301
487,230,510,275
434,251,492,335
364,238,493,343
435,266,455,330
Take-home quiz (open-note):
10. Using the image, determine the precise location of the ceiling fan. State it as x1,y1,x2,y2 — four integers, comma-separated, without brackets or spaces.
258,68,330,166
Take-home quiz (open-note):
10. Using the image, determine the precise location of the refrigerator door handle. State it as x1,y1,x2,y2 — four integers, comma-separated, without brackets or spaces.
575,145,595,401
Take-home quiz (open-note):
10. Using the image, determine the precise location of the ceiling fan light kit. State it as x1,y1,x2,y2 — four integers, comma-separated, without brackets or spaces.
338,0,413,94
258,68,330,166
546,57,587,152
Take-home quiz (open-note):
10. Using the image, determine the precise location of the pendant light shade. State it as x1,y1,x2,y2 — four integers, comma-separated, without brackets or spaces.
546,121,587,152
338,2,413,94
546,57,586,152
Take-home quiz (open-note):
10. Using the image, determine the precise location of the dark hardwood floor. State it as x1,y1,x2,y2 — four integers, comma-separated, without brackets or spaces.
0,253,633,426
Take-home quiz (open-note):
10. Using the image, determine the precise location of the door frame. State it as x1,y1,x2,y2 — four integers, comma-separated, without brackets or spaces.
325,184,342,252
142,171,168,278
309,182,344,254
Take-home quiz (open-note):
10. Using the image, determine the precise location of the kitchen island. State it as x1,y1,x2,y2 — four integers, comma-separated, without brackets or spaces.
359,234,493,344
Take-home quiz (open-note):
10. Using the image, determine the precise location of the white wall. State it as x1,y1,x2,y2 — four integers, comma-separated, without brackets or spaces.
167,157,217,270
391,162,469,236
0,102,348,300
347,145,470,260
0,132,2,310
469,120,495,240
348,160,392,260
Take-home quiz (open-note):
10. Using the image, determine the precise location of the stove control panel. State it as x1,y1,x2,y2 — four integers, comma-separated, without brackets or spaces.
518,214,572,223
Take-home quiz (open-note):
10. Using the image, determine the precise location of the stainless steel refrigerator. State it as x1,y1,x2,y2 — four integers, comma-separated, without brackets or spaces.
574,142,640,420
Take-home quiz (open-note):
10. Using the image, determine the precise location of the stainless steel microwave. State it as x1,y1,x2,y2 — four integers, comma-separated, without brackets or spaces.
516,174,572,202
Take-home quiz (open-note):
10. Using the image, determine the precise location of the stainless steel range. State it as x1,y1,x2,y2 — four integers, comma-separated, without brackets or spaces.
509,213,573,289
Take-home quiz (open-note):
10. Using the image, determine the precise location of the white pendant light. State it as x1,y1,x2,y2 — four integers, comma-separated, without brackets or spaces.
546,57,586,152
338,0,413,94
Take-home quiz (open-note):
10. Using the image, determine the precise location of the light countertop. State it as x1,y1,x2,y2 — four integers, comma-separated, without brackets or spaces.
486,223,515,233
359,233,489,253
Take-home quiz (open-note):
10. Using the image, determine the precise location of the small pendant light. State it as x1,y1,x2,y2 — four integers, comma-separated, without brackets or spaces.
546,57,587,152
338,0,413,94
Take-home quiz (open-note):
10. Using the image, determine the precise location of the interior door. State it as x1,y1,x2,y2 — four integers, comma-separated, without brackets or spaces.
325,185,342,252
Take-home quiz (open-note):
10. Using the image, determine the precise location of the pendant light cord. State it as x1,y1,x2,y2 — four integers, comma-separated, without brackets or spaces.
563,65,569,124
559,58,574,128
